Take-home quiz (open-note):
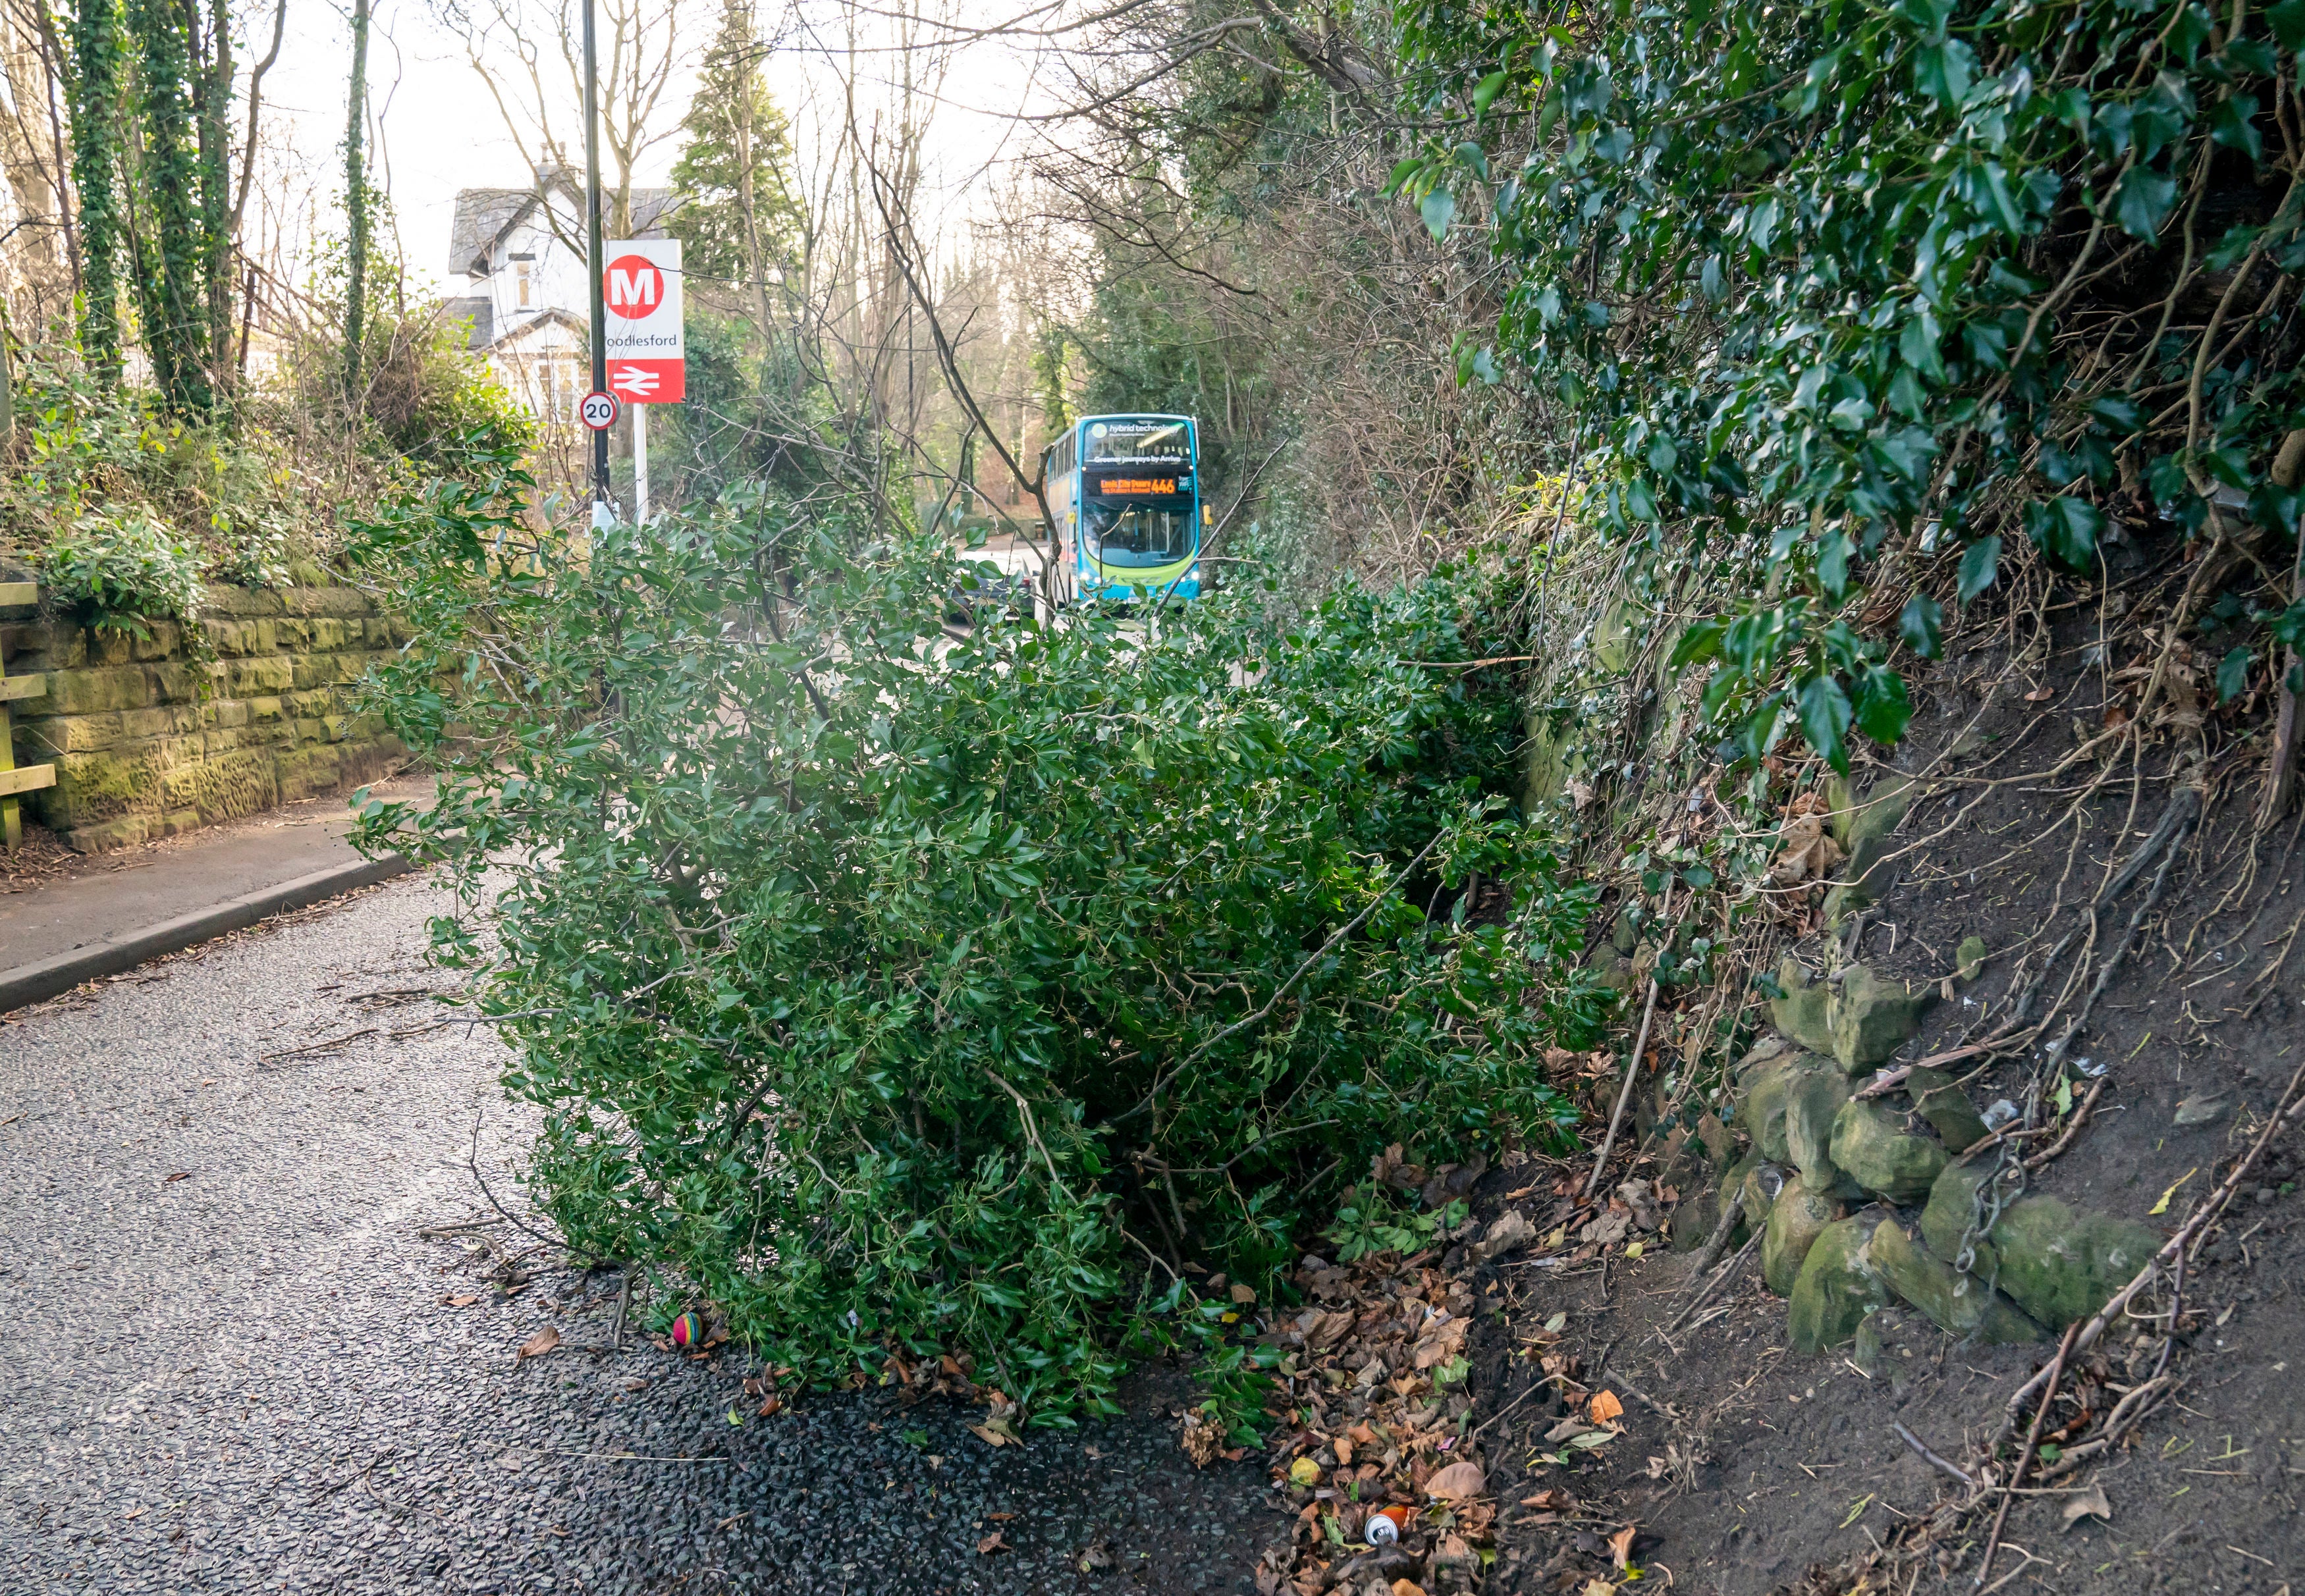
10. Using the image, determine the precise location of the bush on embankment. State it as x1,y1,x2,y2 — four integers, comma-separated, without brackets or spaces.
350,462,1615,1426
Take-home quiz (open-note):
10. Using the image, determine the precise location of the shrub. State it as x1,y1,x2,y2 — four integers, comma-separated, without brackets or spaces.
41,508,207,636
350,461,1606,1425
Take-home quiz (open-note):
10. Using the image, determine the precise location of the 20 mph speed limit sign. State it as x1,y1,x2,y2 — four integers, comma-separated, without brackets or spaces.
579,390,620,431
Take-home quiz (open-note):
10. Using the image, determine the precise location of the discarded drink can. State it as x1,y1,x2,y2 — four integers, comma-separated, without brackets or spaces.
1364,1506,1407,1545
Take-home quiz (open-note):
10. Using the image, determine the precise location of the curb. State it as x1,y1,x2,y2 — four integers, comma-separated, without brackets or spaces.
0,853,416,1014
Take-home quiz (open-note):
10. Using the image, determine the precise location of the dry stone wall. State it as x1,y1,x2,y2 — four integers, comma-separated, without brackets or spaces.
0,579,407,853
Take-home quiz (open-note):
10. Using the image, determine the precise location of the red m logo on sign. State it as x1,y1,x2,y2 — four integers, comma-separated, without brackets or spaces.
605,255,663,315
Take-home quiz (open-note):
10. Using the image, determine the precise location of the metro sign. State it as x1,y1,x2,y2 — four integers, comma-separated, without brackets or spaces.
602,238,684,404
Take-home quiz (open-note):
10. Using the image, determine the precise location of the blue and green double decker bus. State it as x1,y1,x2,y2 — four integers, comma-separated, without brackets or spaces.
1043,414,1205,602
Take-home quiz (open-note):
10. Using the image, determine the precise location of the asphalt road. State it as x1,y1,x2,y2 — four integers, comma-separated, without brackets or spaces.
0,874,1274,1595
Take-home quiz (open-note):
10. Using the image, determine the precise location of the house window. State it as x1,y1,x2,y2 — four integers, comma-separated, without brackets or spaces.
515,257,533,308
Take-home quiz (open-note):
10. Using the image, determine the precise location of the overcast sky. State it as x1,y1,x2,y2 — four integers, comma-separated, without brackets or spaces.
254,0,1060,297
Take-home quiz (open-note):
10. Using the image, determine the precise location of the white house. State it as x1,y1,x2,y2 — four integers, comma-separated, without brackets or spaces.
443,169,677,420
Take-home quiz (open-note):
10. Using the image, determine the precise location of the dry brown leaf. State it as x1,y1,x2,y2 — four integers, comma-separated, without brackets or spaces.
1588,1389,1625,1425
164,1171,191,1183
1581,1582,1616,1596
620,1377,649,1393
515,1326,560,1362
1423,1460,1486,1501
969,1423,1016,1448
987,1510,1017,1521
1349,1422,1380,1447
1520,1487,1573,1510
976,1531,1009,1555
2061,1483,2113,1529
757,1394,782,1418
1390,1582,1428,1596
1230,1281,1257,1304
438,1293,479,1308
1610,1524,1637,1570
1334,1437,1353,1467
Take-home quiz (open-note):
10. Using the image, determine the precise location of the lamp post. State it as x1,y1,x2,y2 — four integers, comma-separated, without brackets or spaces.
582,0,610,523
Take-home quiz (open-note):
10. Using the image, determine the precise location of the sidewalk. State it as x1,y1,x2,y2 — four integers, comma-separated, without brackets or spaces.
0,773,431,1013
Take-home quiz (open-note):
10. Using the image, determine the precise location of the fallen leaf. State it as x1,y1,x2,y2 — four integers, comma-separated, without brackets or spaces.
1610,1524,1638,1570
1289,1456,1322,1487
2061,1483,2113,1529
1230,1281,1257,1304
1588,1390,1625,1425
515,1326,560,1362
1423,1460,1486,1501
122,1505,143,1520
438,1293,479,1308
1391,1582,1428,1596
2024,685,2054,702
2150,1167,2198,1217
1334,1437,1353,1467
1581,1583,1616,1596
1521,1487,1573,1510
620,1377,649,1393
969,1423,1016,1448
1569,1430,1616,1450
1545,1417,1596,1443
976,1531,1009,1555
1348,1423,1380,1447
757,1394,782,1417
164,1171,191,1183
987,1510,1017,1520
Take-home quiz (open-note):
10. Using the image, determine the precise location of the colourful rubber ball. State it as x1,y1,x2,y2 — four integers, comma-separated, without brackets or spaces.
671,1312,705,1349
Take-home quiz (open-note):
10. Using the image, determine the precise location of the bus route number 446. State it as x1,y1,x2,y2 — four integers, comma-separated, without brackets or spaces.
580,390,621,431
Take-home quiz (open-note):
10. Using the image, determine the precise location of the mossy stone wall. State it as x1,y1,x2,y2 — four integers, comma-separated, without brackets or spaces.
0,579,407,853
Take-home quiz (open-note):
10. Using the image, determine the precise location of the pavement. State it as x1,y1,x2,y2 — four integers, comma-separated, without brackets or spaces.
0,776,431,1013
0,872,1278,1595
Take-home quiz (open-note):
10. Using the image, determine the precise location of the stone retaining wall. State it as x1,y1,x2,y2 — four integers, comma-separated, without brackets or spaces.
0,580,408,853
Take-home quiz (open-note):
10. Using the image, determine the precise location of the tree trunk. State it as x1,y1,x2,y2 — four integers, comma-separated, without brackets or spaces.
65,0,122,379
196,0,231,404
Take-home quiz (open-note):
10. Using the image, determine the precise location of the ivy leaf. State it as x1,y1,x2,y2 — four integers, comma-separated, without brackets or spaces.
1899,309,1945,383
1912,40,1976,107
2217,645,2253,703
2087,394,2146,435
1899,593,1945,658
2275,0,2305,49
2111,167,2179,239
1670,618,1727,667
2024,495,2103,566
1957,536,2002,604
1797,674,1854,773
2250,481,2302,537
2212,93,2264,163
1421,188,1456,240
1852,664,1914,745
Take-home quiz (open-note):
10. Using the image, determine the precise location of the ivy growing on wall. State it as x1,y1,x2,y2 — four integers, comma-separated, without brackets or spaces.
1394,0,2305,768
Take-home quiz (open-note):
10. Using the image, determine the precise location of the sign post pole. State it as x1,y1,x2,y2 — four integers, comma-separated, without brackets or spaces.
581,0,610,524
633,403,649,523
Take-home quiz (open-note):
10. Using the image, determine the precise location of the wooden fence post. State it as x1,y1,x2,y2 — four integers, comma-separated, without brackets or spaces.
0,580,57,848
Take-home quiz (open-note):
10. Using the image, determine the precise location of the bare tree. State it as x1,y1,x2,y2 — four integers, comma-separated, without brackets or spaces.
432,0,691,248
